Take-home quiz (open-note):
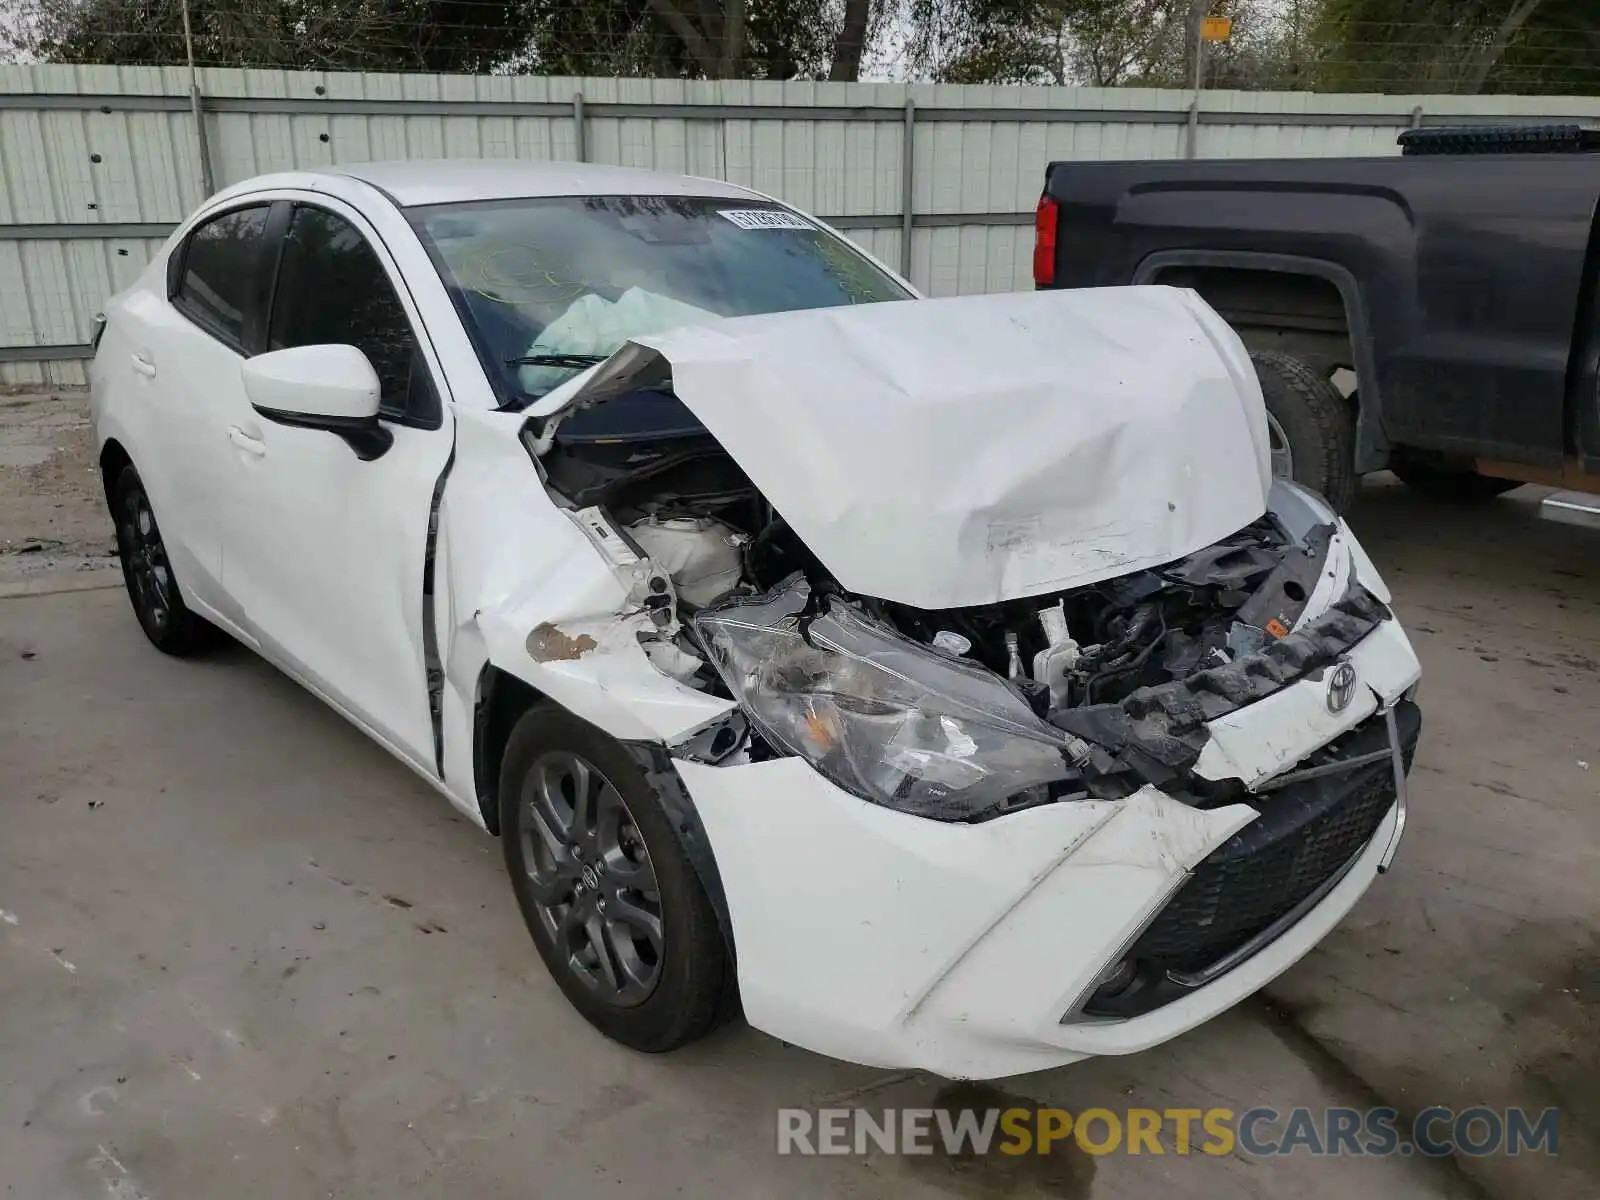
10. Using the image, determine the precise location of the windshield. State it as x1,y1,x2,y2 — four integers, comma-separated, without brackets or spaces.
409,195,912,403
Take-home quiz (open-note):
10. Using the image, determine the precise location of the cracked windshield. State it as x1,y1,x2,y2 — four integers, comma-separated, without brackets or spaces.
412,195,911,402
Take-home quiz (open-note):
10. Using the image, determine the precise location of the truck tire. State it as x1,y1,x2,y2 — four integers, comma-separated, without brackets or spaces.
1250,350,1356,512
1391,461,1521,501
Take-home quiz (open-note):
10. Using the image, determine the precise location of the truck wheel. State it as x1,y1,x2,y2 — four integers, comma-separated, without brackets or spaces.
1250,350,1356,512
1391,461,1521,501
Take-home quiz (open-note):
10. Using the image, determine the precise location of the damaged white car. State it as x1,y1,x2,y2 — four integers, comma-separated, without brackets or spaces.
90,160,1421,1080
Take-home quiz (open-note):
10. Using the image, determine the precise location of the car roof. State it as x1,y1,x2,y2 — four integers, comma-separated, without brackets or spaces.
325,159,765,208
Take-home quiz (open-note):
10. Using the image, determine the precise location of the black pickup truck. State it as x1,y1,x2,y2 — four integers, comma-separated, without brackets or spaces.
1034,127,1600,510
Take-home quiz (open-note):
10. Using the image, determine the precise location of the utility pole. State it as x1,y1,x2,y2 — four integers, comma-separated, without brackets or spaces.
181,0,216,196
1190,14,1206,93
1186,2,1207,159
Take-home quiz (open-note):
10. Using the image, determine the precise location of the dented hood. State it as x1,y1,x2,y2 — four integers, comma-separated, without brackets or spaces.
531,286,1272,609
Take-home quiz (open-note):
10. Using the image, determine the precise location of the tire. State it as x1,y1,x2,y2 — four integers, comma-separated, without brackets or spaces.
1391,460,1522,501
111,465,220,656
499,704,730,1053
1250,350,1357,512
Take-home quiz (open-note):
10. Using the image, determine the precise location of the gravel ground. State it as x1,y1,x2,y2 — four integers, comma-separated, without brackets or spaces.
1,391,1595,1199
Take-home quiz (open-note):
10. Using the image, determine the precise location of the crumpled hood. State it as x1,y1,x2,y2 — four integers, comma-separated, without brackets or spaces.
531,286,1272,609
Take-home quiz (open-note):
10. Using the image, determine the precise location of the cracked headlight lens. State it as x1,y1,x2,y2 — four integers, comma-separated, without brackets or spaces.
693,578,1078,820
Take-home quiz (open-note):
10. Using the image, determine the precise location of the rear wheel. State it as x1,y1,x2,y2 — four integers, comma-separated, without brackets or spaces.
1391,460,1521,501
1250,350,1356,512
500,705,730,1052
111,465,220,656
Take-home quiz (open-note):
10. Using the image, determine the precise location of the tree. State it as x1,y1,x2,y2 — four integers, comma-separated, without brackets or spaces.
4,0,542,72
3,0,891,81
903,0,1298,88
1312,0,1600,95
830,0,873,78
521,0,881,79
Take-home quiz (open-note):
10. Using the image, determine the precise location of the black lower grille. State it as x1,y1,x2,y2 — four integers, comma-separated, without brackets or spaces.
1082,700,1420,1018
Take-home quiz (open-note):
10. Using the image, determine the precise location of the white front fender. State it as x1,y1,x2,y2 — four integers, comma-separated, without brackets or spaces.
440,407,732,758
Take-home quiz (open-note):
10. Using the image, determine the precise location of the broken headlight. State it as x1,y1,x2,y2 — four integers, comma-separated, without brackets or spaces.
693,579,1080,820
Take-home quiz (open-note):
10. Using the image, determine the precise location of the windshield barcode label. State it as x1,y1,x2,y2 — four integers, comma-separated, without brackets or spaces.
717,209,815,231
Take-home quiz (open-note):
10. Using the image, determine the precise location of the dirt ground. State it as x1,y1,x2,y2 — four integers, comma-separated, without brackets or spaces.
0,389,119,589
1,391,1596,1199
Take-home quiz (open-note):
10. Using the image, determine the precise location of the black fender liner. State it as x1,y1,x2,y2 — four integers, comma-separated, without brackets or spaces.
1133,250,1387,472
622,741,736,966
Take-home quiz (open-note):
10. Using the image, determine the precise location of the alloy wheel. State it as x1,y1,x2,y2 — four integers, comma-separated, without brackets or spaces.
518,750,664,1007
120,485,174,632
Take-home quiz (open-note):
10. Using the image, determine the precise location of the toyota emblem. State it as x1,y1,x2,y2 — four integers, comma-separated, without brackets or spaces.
1326,662,1357,713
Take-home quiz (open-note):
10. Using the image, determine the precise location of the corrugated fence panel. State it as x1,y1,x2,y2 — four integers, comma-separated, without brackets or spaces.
6,63,1600,367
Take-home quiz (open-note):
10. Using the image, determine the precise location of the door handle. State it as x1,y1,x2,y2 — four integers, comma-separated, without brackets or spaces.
130,352,156,378
227,425,266,457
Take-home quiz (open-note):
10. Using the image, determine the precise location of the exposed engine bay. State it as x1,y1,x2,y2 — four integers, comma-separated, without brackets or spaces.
529,408,1388,816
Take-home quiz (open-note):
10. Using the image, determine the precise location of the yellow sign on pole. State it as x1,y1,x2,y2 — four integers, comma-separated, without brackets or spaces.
1201,15,1232,42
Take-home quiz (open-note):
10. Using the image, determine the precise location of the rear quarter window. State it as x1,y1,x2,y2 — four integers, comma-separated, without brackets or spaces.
171,205,271,350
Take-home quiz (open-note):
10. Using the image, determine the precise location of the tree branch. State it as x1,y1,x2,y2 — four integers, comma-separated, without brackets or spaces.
1460,0,1545,93
644,0,720,75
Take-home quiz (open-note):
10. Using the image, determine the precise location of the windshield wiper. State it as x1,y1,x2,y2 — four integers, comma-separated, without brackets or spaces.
506,353,608,370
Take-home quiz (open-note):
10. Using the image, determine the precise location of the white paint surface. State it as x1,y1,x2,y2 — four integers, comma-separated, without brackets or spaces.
543,286,1271,607
88,161,1424,1080
676,754,1399,1079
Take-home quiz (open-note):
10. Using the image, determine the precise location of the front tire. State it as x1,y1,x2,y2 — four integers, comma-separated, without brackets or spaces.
111,465,220,656
1250,350,1357,512
500,705,730,1052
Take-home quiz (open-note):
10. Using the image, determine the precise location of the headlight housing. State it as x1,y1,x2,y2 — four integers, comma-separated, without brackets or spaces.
693,577,1082,820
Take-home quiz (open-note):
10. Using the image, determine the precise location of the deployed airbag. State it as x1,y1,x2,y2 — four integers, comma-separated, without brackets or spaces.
518,287,718,393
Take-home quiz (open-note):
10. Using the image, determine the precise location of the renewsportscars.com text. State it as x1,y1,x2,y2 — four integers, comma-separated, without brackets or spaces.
776,1105,1559,1159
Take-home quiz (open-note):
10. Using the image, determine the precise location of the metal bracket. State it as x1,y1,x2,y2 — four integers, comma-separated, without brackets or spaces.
1377,704,1408,873
900,99,916,278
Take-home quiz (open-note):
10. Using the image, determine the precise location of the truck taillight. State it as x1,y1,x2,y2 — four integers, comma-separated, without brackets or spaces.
1032,195,1058,288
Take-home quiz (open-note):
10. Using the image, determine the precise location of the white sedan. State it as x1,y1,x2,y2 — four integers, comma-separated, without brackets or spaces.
91,159,1421,1079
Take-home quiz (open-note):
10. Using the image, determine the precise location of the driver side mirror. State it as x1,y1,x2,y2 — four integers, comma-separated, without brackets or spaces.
242,344,394,461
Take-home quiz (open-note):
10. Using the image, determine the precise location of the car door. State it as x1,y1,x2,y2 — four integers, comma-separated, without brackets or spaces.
220,198,455,773
133,201,276,631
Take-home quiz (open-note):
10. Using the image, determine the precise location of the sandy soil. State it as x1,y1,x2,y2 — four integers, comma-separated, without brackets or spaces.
0,389,119,589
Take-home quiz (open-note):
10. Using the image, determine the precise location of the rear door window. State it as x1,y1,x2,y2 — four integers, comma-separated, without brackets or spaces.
267,205,437,426
172,205,272,350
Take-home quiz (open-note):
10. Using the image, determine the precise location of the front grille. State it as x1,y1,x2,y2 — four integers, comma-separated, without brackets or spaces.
1081,700,1420,1018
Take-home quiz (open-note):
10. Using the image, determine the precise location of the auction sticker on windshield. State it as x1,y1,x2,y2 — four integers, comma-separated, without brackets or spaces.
718,209,815,230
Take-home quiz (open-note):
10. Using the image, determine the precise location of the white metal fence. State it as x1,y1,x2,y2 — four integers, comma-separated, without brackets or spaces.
5,62,1600,384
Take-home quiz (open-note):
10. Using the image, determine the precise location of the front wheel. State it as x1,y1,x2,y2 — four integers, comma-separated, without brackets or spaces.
500,705,731,1052
1250,350,1357,512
